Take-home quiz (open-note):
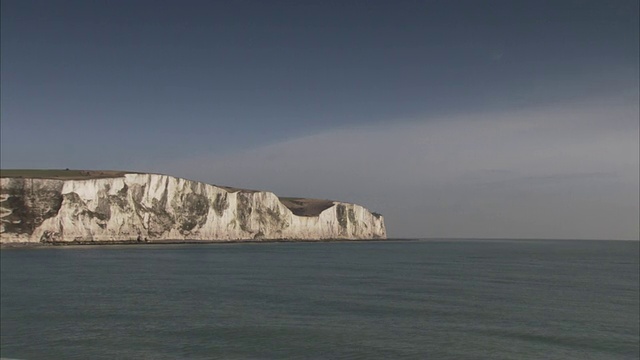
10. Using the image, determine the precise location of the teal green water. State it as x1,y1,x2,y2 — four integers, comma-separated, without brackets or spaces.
1,240,638,359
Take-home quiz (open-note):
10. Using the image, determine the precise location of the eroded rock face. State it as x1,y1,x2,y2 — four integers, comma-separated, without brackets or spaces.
0,174,386,243
0,178,64,239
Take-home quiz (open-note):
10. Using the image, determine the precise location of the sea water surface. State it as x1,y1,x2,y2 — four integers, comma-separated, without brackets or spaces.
1,240,638,359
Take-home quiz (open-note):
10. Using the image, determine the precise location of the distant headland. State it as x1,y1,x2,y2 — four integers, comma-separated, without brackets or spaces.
0,169,386,245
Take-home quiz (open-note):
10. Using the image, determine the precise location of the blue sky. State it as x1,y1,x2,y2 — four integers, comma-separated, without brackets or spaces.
2,0,638,239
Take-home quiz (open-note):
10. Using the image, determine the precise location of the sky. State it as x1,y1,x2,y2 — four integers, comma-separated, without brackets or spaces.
1,0,638,240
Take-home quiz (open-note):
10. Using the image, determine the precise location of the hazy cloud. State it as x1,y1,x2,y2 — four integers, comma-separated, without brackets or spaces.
159,96,639,240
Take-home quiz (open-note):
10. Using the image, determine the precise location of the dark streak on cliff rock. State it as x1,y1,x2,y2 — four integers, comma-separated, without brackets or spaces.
147,197,175,237
1,178,64,235
236,192,253,232
336,204,348,232
174,193,209,232
213,193,229,217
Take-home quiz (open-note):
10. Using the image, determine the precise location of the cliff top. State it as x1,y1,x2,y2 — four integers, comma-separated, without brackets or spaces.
278,197,335,216
1,169,336,217
0,169,133,180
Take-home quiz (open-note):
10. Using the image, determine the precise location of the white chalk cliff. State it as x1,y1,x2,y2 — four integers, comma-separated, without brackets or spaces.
0,173,386,244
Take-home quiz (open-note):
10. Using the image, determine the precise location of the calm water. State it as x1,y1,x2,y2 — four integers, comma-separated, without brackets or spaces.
1,240,638,359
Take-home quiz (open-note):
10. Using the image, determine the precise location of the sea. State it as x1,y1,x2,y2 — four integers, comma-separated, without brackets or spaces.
1,239,638,359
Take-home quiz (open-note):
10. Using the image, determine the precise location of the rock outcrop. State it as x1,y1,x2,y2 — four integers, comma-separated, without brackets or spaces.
0,172,386,244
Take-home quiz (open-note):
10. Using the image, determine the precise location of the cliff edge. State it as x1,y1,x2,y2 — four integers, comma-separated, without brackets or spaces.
0,170,386,244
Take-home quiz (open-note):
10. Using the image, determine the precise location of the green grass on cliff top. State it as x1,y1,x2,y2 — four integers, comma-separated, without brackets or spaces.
0,169,132,179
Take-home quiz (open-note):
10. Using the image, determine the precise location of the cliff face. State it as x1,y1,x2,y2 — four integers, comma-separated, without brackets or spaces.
0,173,386,243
